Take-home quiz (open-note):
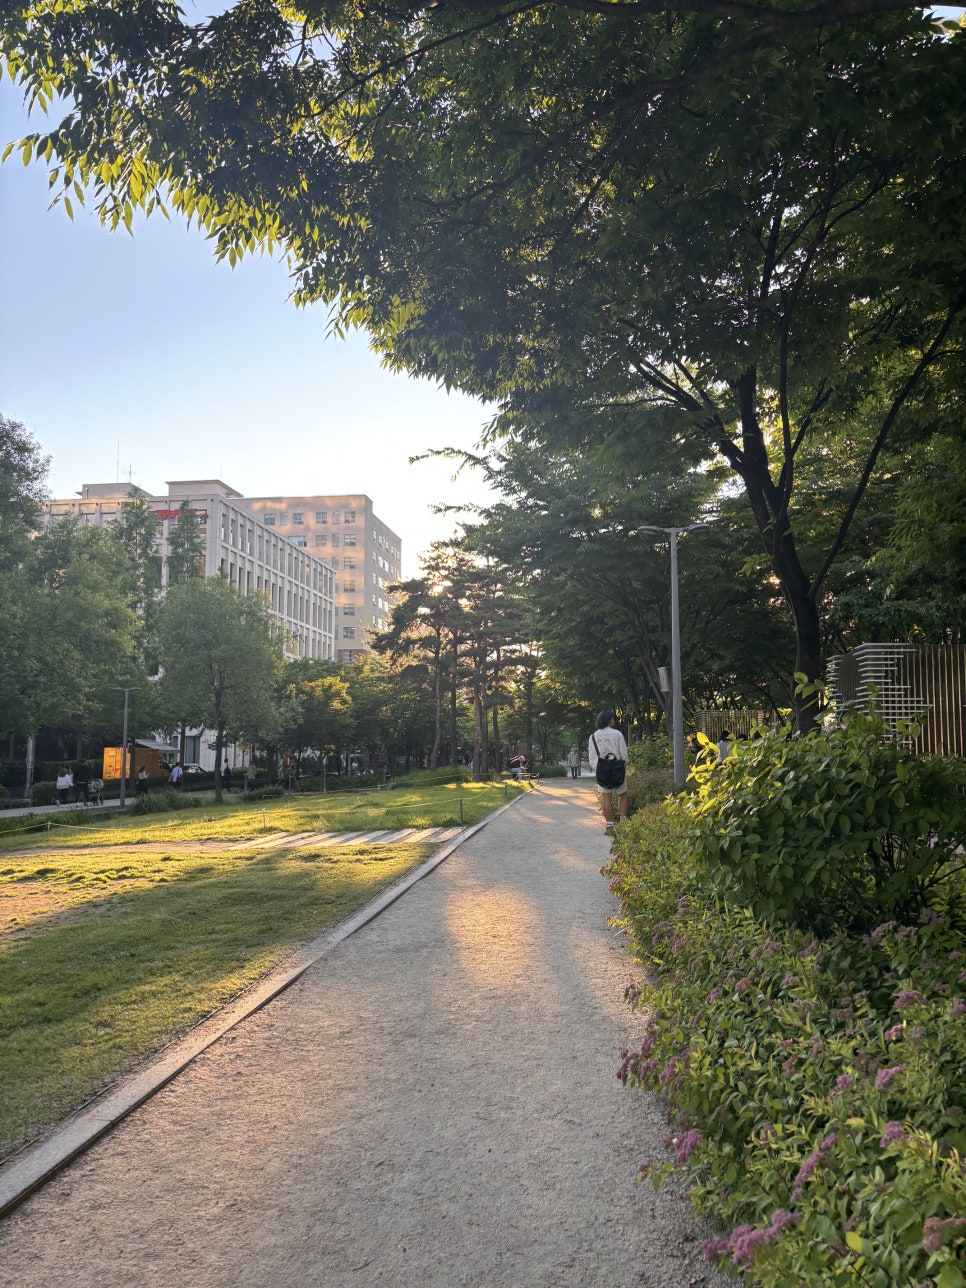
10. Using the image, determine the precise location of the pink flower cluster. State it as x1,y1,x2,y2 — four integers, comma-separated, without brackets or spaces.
879,1120,906,1146
791,1133,838,1200
702,1209,801,1269
875,1064,904,1091
894,988,926,1010
922,1215,966,1253
674,1128,703,1163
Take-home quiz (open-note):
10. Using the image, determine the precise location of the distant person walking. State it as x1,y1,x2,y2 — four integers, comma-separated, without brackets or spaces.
169,763,183,789
221,763,231,791
588,710,629,834
716,730,733,763
136,766,149,796
566,748,580,779
72,760,90,805
56,768,73,806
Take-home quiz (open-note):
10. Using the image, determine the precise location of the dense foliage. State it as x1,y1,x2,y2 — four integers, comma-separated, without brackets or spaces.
605,804,966,1286
5,4,965,720
680,705,966,933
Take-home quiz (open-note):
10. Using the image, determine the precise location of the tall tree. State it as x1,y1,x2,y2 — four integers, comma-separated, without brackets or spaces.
165,499,207,587
154,577,282,803
110,489,161,629
0,413,48,569
7,9,965,725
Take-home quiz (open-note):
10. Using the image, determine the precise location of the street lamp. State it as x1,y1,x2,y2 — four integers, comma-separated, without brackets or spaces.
113,686,141,807
637,524,708,790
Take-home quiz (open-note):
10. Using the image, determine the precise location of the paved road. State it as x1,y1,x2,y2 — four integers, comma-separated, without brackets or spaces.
0,779,726,1287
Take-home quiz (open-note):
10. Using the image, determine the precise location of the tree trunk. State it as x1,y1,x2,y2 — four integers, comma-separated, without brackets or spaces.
24,734,35,798
736,380,823,732
430,626,442,770
449,634,459,768
213,723,225,805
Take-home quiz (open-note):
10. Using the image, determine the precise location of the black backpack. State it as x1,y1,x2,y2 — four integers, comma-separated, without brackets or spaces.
591,733,625,789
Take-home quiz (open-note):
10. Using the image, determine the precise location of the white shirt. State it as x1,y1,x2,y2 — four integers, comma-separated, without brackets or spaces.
588,726,628,769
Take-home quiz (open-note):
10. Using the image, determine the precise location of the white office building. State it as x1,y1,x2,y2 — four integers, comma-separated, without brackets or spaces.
45,479,337,663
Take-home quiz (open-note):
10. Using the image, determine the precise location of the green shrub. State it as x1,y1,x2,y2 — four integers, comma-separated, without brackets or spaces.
676,704,966,933
628,736,674,771
29,781,58,806
627,768,675,809
393,768,471,787
243,785,286,801
128,788,202,814
605,808,966,1287
533,763,566,777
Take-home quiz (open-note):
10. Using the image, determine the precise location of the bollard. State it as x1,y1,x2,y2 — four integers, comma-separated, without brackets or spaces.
459,797,464,824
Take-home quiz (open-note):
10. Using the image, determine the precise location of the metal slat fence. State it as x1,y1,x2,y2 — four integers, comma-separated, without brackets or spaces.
827,644,966,756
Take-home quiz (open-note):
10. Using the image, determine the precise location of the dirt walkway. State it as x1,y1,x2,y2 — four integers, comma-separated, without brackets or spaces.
0,779,727,1287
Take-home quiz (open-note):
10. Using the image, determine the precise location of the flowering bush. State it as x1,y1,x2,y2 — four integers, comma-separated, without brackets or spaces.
605,804,966,1287
676,704,966,933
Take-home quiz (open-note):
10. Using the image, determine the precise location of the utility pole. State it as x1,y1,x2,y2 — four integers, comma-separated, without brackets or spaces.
637,525,708,790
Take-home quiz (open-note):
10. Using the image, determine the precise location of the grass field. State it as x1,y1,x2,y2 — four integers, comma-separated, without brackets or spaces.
0,781,527,1161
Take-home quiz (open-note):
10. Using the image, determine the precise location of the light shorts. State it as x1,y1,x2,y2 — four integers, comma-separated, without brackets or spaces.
597,780,628,796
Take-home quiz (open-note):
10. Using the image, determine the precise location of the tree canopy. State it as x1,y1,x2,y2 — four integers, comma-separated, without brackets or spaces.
4,4,965,724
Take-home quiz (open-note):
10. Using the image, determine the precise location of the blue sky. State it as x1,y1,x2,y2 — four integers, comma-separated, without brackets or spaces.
0,77,495,577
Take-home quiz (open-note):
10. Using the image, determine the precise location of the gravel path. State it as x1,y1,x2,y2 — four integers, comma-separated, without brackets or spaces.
0,779,728,1287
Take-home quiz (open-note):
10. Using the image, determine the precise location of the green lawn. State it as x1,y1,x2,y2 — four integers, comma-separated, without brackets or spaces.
0,781,527,1160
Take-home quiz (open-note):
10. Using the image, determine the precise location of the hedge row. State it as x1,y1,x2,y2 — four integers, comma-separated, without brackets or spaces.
605,804,966,1286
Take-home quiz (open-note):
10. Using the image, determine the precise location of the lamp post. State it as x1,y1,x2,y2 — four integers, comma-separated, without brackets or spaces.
113,686,141,807
637,524,708,791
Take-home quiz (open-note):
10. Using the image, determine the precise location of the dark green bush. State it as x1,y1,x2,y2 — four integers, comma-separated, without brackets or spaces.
533,763,565,777
677,705,966,933
29,781,58,806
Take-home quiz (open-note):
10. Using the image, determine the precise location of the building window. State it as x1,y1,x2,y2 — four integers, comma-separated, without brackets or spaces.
344,510,356,523
343,605,355,615
315,534,328,547
331,533,340,547
343,557,356,569
332,511,341,524
316,510,328,523
343,626,355,639
292,512,304,525
343,579,356,593
264,514,276,526
290,536,308,548
343,533,356,546
279,513,289,526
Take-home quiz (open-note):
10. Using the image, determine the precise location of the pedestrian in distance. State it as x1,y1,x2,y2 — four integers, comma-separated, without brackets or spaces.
55,767,73,806
588,710,629,834
221,763,231,791
72,760,90,805
136,765,149,796
716,729,733,763
566,747,580,779
169,762,183,788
